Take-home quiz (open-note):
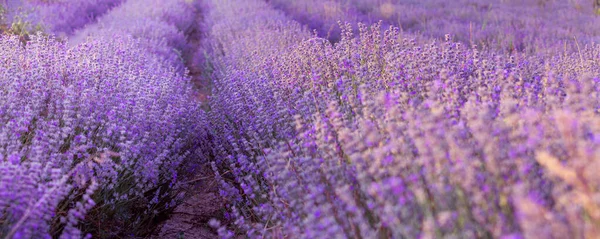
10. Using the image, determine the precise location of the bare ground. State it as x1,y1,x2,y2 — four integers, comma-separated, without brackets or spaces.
148,165,221,239
148,2,220,238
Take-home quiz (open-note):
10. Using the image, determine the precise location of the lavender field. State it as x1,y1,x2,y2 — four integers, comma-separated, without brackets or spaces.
1,0,600,238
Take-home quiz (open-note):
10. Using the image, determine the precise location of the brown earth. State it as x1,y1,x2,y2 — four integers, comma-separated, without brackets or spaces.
148,2,220,238
148,164,221,239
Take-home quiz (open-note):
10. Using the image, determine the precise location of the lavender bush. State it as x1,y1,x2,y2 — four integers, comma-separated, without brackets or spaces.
268,0,600,54
201,0,600,237
2,0,600,238
4,0,125,37
72,0,201,73
0,0,206,237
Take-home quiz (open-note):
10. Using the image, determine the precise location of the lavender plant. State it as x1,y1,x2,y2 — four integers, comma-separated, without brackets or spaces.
201,0,600,237
72,0,201,73
5,0,125,37
0,0,206,237
3,0,599,238
268,0,600,54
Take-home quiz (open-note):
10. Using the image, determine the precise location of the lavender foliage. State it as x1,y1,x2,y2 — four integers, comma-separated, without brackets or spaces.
5,0,125,36
269,0,600,54
2,0,600,238
202,0,600,238
0,0,206,237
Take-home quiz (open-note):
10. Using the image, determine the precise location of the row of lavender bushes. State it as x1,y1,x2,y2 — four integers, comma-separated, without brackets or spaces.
0,0,206,238
3,0,125,37
71,0,201,72
202,0,600,238
268,0,600,54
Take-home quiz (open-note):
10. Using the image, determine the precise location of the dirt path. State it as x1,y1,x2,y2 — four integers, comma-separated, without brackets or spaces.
186,0,212,104
148,2,220,238
149,165,221,239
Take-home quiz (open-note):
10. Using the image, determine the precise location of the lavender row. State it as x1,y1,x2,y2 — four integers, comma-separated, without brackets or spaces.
0,0,206,238
200,0,313,235
4,0,125,36
71,0,200,72
268,0,600,54
201,0,600,237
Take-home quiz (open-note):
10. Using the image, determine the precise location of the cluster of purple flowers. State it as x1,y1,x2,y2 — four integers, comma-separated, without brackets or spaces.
201,0,600,238
2,0,600,238
269,0,600,54
71,0,201,72
0,0,206,237
4,0,125,36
